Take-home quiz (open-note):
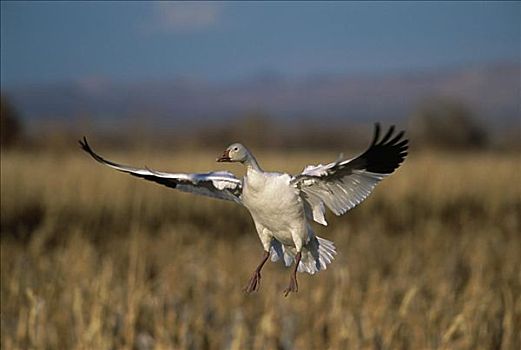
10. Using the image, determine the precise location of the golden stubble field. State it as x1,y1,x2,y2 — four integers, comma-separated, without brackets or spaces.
1,148,520,349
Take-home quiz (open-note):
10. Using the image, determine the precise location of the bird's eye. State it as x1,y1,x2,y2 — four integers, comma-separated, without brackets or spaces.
233,147,238,151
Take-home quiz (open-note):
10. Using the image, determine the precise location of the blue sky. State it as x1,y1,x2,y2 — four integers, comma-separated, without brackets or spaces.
1,1,519,88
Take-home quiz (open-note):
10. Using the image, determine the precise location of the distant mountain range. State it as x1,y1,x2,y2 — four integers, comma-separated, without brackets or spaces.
4,61,520,129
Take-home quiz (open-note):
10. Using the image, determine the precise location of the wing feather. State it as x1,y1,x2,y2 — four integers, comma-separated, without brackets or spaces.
79,137,242,203
292,124,408,225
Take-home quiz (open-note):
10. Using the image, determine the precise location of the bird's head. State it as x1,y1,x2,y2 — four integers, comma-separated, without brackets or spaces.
217,143,249,163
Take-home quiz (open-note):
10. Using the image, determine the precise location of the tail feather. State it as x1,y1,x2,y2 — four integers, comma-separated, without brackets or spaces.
270,236,336,275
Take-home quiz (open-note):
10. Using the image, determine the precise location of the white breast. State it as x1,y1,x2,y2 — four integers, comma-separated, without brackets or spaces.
242,168,305,242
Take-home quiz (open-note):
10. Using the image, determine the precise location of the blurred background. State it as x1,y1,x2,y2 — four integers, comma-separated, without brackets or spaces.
1,2,520,349
1,1,520,151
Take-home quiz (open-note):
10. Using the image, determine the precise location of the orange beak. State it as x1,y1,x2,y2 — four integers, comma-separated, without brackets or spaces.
216,150,232,162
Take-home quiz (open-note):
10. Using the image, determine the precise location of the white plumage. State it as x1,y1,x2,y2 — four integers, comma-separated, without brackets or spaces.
79,123,408,296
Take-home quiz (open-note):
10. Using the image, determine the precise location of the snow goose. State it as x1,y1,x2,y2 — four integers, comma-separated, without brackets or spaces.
79,123,408,296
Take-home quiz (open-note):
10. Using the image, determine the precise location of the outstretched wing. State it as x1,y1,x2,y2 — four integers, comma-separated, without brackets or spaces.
291,124,408,225
79,137,242,203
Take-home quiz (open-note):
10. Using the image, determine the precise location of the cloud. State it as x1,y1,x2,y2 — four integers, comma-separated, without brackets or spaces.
150,2,222,33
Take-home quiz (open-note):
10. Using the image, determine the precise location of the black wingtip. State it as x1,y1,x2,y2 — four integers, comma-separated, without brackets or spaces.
371,123,381,146
78,136,107,165
78,137,86,149
380,125,396,144
389,130,405,145
362,123,409,174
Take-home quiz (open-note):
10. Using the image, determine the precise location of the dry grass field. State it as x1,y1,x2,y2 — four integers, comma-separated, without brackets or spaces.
1,148,520,349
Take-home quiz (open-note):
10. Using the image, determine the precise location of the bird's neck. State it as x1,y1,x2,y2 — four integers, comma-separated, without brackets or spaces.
244,154,262,172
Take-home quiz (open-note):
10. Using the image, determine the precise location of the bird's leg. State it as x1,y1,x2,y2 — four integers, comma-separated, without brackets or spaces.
283,252,302,297
244,250,270,294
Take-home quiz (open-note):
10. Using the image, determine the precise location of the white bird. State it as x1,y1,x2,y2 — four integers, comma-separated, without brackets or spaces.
79,124,408,296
